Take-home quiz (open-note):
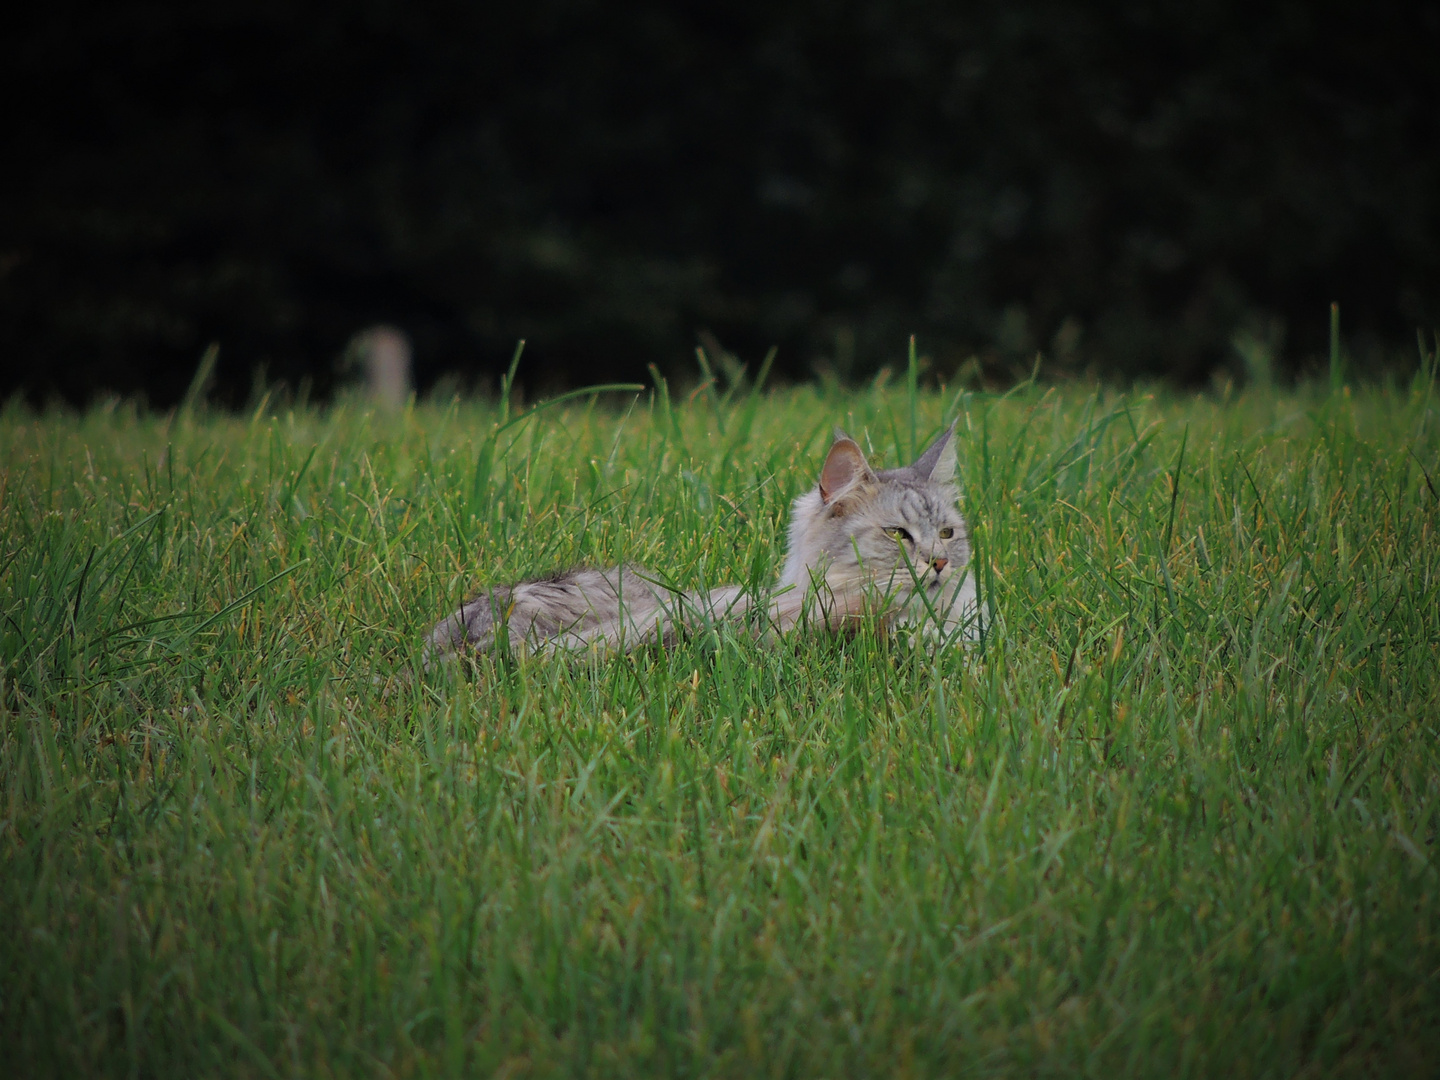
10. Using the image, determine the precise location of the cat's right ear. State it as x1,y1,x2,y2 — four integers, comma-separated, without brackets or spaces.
819,436,875,504
911,420,958,485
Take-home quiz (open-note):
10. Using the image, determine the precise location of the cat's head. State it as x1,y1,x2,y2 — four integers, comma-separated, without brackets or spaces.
781,423,971,612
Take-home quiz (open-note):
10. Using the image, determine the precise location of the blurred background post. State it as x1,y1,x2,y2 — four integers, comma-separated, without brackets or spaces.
349,326,412,412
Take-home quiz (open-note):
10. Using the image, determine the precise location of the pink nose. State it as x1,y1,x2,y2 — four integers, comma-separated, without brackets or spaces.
931,558,948,573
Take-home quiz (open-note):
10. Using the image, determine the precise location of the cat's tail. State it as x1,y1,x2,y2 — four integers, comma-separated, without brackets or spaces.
426,565,755,665
425,584,514,668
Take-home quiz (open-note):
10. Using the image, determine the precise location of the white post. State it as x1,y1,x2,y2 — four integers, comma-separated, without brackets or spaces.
355,325,411,411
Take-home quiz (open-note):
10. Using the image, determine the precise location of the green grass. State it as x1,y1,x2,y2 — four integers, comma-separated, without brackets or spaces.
2,369,1438,1077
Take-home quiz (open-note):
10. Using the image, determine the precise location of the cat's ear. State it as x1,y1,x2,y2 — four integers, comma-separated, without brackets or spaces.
912,421,958,485
819,434,875,503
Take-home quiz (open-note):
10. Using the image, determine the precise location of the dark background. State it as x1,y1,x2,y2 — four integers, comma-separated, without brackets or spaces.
4,0,1438,405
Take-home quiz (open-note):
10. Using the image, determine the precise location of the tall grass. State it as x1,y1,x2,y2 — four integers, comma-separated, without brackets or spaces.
2,368,1438,1077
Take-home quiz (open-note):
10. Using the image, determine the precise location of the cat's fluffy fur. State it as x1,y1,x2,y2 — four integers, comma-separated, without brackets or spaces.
427,424,976,660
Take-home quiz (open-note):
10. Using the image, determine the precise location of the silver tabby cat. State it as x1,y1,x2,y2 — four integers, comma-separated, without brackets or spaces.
427,423,977,660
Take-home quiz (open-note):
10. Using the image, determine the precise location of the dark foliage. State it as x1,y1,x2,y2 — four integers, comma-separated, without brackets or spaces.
3,1,1438,403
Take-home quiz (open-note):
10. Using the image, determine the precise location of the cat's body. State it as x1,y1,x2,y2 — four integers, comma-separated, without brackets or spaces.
427,424,976,661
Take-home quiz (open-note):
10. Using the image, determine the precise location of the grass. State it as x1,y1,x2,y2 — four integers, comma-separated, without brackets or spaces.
2,364,1438,1077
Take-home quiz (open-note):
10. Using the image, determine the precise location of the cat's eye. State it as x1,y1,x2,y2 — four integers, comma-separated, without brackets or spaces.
885,526,913,542
939,527,954,539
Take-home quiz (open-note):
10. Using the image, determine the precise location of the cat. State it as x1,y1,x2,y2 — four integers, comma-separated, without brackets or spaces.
426,422,977,661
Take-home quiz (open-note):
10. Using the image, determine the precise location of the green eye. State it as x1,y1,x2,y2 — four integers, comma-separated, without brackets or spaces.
938,527,954,539
885,527,913,542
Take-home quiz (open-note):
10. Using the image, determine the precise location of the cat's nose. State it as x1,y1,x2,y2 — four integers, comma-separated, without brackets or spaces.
930,557,948,573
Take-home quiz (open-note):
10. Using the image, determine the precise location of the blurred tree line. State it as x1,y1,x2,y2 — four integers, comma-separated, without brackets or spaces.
3,0,1437,404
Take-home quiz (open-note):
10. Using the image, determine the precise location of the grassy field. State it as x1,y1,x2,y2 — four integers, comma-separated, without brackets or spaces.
2,364,1438,1077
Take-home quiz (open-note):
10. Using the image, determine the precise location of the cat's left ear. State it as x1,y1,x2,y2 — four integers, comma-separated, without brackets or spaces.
911,421,958,485
819,431,876,503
